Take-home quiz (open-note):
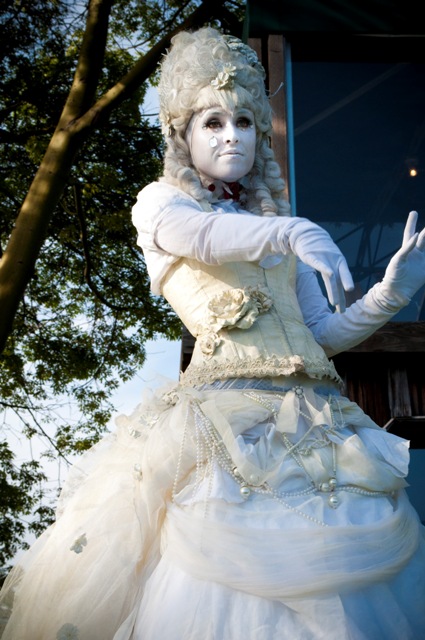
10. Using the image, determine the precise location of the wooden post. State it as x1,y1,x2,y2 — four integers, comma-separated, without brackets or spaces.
268,35,289,202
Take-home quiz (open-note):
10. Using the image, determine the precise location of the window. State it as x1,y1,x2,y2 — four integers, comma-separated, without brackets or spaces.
290,37,425,319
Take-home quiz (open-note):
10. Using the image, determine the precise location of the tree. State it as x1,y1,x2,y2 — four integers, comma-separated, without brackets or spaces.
0,0,244,574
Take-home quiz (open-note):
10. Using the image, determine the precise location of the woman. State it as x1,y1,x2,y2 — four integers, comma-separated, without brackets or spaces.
1,27,424,640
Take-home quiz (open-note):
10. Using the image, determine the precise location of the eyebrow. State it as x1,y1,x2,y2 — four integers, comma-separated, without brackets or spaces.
201,108,253,118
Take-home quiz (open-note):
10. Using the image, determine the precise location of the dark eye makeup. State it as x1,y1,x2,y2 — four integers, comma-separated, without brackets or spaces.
202,113,254,130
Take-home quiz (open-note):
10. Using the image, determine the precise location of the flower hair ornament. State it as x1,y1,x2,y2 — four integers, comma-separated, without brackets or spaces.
209,36,263,90
210,63,237,90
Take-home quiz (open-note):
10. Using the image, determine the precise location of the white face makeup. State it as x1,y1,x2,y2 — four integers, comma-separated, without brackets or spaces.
186,107,256,183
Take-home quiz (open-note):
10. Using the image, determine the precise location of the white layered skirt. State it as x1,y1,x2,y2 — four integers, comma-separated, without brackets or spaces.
1,379,424,640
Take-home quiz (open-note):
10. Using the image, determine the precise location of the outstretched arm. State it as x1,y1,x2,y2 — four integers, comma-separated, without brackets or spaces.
157,207,355,310
302,211,425,356
133,183,354,311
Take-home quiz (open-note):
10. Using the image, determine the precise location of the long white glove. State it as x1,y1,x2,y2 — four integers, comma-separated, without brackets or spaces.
281,217,354,312
305,211,425,356
151,202,354,311
373,210,425,310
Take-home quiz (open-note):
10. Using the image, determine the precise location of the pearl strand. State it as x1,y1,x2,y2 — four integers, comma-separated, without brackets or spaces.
254,483,328,527
191,412,207,506
187,397,393,526
192,403,236,478
337,485,394,498
172,405,189,502
244,388,343,508
191,399,333,528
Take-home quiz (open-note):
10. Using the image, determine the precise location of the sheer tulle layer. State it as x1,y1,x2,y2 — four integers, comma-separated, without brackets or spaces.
0,381,424,640
162,494,421,599
134,541,425,640
0,425,160,639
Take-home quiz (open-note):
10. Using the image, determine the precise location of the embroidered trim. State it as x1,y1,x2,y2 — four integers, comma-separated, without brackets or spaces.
180,354,342,387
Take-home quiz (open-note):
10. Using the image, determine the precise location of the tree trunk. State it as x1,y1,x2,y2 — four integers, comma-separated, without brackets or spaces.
0,0,226,354
0,0,113,352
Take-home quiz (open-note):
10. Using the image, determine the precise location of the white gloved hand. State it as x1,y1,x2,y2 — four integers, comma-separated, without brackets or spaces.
302,212,425,356
282,217,354,312
374,211,425,311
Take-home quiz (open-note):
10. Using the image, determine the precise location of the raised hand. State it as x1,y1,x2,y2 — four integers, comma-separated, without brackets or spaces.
379,211,425,308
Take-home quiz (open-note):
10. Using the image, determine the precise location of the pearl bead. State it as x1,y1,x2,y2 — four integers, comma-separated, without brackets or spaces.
249,473,261,485
319,482,330,492
329,477,337,490
240,485,251,499
328,494,339,508
133,463,143,480
233,466,242,478
292,385,304,397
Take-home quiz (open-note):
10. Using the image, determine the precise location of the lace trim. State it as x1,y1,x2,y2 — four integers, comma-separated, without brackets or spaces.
180,354,342,387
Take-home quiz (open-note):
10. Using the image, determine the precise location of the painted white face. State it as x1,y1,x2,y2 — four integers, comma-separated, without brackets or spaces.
186,107,256,183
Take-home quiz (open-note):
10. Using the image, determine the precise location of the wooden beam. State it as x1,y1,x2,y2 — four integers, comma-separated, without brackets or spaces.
268,35,289,202
346,322,425,353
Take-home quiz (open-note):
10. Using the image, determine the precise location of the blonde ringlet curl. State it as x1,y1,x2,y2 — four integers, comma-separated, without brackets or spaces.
157,27,291,217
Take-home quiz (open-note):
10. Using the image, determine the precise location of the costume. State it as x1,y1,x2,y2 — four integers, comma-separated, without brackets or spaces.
129,182,425,639
1,26,425,640
1,181,424,640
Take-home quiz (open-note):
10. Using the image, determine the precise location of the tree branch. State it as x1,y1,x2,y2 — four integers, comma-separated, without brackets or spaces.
71,0,229,132
0,0,237,354
58,0,113,126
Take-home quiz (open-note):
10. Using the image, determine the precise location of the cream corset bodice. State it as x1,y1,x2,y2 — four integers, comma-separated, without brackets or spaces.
161,255,341,387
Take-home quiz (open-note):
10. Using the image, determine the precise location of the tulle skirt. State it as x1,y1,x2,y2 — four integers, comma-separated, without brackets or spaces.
1,379,424,639
134,524,425,640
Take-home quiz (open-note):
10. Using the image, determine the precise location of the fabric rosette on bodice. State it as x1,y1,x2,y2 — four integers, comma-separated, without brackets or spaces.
197,285,273,356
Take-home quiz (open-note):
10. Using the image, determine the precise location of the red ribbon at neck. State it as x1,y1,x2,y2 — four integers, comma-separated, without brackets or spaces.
223,182,241,201
207,181,242,201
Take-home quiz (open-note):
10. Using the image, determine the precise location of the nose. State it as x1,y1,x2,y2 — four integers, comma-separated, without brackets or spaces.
223,122,239,143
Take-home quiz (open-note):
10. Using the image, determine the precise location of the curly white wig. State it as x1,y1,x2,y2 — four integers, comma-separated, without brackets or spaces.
157,27,290,217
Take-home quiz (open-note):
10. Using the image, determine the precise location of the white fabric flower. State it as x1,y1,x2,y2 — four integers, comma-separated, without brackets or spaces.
56,623,80,640
198,331,221,356
210,64,236,89
162,389,180,405
208,286,272,331
128,427,142,438
70,533,87,554
196,286,272,356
